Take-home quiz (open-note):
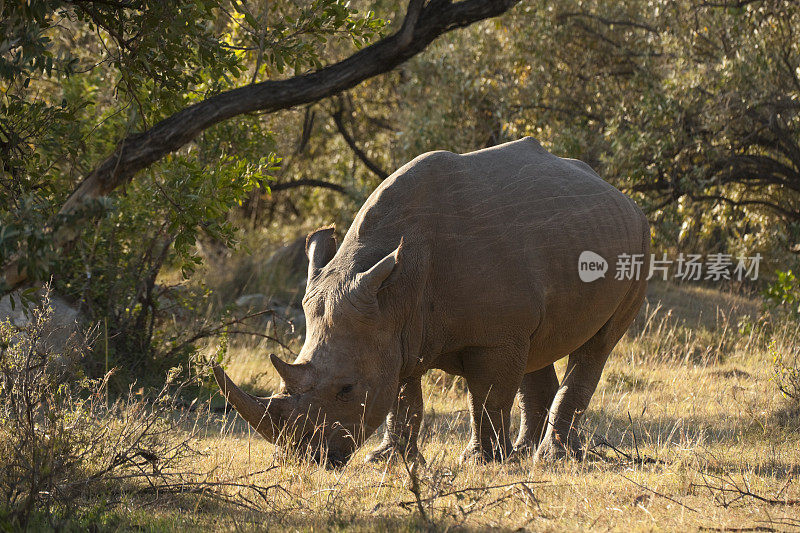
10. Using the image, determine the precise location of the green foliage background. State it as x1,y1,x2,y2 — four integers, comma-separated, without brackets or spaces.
2,0,800,387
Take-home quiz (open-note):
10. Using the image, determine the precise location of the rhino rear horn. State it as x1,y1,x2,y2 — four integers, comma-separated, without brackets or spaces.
306,225,336,282
270,353,312,391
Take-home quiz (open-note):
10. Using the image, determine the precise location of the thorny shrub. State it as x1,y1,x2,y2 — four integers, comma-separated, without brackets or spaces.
772,340,800,408
0,290,221,530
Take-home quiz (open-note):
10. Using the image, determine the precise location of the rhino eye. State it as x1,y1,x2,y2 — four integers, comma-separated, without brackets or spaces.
336,384,354,401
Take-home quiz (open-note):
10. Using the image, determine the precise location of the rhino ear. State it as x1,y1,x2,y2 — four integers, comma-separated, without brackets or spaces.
356,238,404,297
306,225,336,282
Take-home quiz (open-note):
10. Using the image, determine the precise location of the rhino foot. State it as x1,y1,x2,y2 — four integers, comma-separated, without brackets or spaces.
364,440,424,465
506,441,537,463
460,441,512,464
511,437,541,457
533,433,584,464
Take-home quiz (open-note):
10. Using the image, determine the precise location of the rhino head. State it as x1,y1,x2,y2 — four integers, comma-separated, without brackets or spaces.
213,227,403,466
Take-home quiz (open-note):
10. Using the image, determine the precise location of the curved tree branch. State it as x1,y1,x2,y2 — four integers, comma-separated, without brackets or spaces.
3,0,521,289
59,0,520,214
268,179,347,194
688,193,800,222
331,104,390,180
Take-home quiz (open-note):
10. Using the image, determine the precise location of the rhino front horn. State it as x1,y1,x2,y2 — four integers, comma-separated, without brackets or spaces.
212,364,282,442
270,353,311,390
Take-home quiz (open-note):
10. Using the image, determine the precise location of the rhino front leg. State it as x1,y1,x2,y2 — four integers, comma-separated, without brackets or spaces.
365,377,424,463
514,364,559,455
461,346,526,462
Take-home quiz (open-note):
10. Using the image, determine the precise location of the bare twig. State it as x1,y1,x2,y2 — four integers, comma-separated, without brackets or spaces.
618,473,700,514
399,453,429,524
398,479,550,508
692,471,800,508
331,100,390,180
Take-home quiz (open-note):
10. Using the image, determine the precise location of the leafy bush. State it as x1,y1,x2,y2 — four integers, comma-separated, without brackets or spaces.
56,150,278,389
1,0,379,392
764,270,800,317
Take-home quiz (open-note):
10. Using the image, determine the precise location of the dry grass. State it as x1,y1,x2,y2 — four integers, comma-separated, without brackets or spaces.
55,281,800,531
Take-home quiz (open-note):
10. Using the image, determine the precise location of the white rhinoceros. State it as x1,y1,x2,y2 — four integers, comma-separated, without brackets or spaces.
214,137,649,466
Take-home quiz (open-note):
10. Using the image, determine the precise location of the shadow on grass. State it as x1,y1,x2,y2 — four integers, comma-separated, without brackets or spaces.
58,490,437,532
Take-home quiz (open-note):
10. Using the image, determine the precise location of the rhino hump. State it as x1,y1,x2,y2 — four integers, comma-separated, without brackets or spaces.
325,137,648,373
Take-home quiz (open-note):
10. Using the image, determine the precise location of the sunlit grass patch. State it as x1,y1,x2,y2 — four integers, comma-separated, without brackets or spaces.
159,281,799,531
6,281,799,531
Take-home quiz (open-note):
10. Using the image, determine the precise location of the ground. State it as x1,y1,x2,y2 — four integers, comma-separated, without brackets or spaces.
83,281,800,531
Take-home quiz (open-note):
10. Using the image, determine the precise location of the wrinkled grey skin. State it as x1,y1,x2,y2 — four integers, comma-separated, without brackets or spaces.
214,137,649,466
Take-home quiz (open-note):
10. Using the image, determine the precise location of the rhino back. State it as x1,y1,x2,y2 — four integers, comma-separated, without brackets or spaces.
338,138,648,367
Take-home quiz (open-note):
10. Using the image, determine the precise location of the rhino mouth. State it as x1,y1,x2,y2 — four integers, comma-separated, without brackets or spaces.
293,433,352,469
213,364,359,468
317,448,351,469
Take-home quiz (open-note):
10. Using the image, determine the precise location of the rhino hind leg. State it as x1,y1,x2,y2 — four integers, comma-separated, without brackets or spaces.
365,377,425,464
460,344,527,463
513,364,559,456
534,281,648,464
